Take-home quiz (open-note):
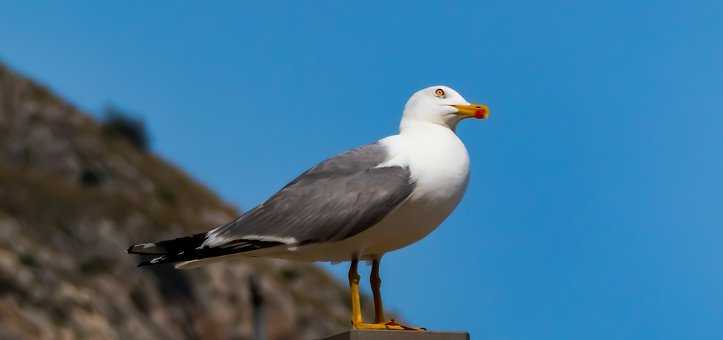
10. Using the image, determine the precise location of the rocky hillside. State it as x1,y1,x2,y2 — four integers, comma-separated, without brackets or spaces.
0,63,374,340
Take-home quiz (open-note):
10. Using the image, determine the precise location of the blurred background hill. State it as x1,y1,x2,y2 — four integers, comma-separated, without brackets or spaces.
0,62,371,340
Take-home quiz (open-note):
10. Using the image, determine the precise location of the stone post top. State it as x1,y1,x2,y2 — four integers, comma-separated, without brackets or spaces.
320,330,470,340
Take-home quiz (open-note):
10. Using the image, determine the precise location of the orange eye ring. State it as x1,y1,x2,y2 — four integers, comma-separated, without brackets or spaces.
434,88,446,97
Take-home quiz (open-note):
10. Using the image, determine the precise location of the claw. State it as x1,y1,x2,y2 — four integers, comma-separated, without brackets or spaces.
386,319,426,331
352,319,425,331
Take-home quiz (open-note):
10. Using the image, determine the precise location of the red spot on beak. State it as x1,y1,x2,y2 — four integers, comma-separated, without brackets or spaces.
474,108,487,119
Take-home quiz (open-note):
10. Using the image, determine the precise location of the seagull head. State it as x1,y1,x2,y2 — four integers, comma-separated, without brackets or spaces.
401,85,489,130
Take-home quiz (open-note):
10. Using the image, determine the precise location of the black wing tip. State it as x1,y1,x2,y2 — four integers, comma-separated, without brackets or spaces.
128,233,207,267
128,233,284,268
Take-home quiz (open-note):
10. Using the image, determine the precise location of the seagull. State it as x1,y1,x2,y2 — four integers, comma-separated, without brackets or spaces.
127,85,489,330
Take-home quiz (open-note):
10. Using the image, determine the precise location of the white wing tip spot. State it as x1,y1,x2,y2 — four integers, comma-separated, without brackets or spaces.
241,235,298,245
201,234,298,248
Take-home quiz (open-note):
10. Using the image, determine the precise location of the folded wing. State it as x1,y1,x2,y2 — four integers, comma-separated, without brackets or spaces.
128,142,414,266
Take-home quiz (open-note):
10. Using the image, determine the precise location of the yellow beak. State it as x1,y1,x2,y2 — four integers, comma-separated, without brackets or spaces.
452,103,490,119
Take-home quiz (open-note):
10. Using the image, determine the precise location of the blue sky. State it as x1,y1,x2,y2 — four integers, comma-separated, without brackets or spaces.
2,1,723,339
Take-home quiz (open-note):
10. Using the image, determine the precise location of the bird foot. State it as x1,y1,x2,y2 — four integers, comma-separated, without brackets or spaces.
353,319,426,331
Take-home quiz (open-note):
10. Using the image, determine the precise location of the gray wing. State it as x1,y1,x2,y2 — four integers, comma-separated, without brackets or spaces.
204,142,415,248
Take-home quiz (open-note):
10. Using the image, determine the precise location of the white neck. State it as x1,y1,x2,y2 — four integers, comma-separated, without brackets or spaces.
399,118,460,134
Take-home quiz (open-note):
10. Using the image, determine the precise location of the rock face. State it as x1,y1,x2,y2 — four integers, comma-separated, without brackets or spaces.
0,63,373,340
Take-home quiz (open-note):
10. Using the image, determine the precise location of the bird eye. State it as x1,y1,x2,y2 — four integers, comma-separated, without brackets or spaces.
434,88,446,97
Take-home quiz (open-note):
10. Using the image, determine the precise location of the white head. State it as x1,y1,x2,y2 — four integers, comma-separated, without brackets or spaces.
401,85,489,131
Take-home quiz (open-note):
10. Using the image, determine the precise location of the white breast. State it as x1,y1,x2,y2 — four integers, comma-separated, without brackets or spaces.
358,122,470,254
378,122,470,200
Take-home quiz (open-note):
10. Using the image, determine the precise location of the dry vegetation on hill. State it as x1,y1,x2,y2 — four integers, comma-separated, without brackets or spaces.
0,63,377,340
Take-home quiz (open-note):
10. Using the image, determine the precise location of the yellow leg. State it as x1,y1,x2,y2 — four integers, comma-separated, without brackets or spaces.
348,258,425,331
370,258,384,323
348,258,363,325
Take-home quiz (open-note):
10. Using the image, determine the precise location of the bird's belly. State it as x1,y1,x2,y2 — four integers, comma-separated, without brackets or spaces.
274,189,464,262
356,198,459,256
